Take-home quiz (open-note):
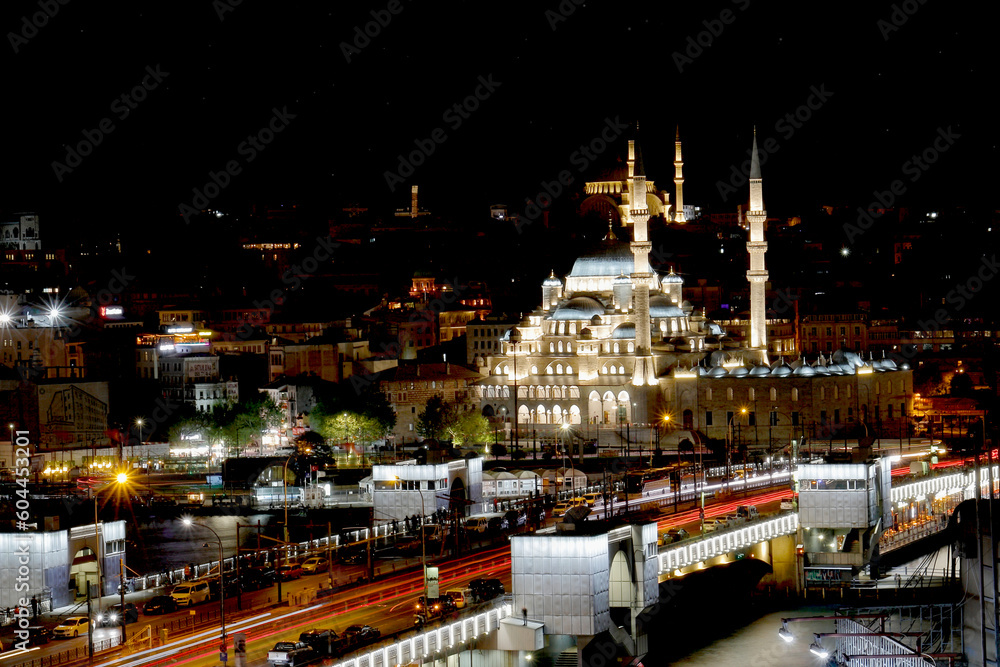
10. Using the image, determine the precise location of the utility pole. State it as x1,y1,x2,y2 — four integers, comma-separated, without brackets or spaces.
118,559,127,646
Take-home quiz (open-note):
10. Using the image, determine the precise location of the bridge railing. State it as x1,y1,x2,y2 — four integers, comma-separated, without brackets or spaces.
657,513,799,573
331,603,512,667
890,465,1000,504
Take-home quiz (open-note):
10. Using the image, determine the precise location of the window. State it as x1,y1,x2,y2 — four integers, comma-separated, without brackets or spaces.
748,412,756,426
613,343,620,353
834,386,839,399
888,404,894,419
834,409,840,423
770,411,778,426
847,407,853,422
727,388,733,400
839,327,845,336
826,327,832,336
748,388,755,400
618,365,624,374
627,342,634,353
706,388,713,401
550,343,554,353
726,411,734,426
847,386,852,399
820,387,826,400
792,388,799,402
792,411,799,425
770,387,777,401
820,410,827,424
854,326,860,335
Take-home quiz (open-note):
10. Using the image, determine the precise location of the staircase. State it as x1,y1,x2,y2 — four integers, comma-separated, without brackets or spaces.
554,649,578,667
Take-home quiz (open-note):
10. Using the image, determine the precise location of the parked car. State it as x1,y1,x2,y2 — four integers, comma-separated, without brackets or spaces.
780,498,795,511
736,505,760,520
22,626,52,645
241,566,276,591
170,581,211,606
413,596,457,627
266,641,318,667
96,603,139,626
343,624,380,645
338,546,366,565
581,493,603,507
552,502,572,517
143,595,178,615
658,527,689,545
298,629,341,656
276,563,303,581
53,616,90,638
469,578,505,602
703,518,728,533
300,557,329,575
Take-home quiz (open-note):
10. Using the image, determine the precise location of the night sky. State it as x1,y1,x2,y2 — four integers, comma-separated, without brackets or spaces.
1,1,993,244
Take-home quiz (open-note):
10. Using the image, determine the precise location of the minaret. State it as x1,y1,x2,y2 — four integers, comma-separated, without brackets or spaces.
629,134,657,387
673,126,686,223
746,129,769,359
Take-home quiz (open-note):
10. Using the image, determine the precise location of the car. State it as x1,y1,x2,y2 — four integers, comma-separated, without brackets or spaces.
780,498,795,511
298,629,341,656
552,502,572,518
581,493,603,507
300,557,329,575
703,518,728,533
658,527,689,545
469,578,505,602
266,641,318,667
444,588,469,609
170,581,211,606
53,616,90,638
143,595,178,615
504,509,527,528
241,566,276,591
96,603,139,626
737,505,760,520
276,563,303,581
343,624,380,644
338,546,366,565
393,536,421,555
21,626,52,645
413,596,456,627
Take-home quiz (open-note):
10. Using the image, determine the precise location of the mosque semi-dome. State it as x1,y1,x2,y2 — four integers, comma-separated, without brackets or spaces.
567,241,635,278
552,296,606,321
649,295,686,318
612,323,636,339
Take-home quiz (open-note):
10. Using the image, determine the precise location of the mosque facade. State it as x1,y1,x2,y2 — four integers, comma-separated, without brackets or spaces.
475,130,913,454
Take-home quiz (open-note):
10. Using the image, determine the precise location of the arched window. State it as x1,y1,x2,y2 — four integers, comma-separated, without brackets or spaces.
569,323,576,334
748,388,755,400
876,381,881,395
495,364,503,375
567,342,573,352
792,388,799,402
618,365,625,374
549,343,555,353
531,365,538,374
834,386,839,399
558,341,564,353
528,386,535,398
887,380,892,393
847,386,852,399
727,388,733,400
627,342,635,352
820,387,826,400
769,387,777,401
706,388,713,401
545,365,553,374
602,365,608,374
610,366,617,375
556,364,563,374
501,386,509,398
567,366,573,375
613,343,620,354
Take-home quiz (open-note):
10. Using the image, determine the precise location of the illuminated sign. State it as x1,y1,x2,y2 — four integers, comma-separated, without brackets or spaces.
100,306,123,317
166,326,194,334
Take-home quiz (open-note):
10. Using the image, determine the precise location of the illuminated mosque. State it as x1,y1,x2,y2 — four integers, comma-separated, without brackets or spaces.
475,128,914,453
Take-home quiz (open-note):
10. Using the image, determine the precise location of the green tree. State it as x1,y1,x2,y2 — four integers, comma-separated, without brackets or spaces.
416,395,455,440
446,410,491,446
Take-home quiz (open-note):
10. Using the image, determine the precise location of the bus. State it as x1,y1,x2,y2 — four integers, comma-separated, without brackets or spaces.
623,463,694,501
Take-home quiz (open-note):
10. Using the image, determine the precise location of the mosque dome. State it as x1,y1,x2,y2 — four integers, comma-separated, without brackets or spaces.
813,365,831,376
771,363,793,377
591,314,602,325
832,349,865,368
729,366,749,377
708,367,729,378
579,327,593,339
792,364,816,376
612,323,636,339
552,296,606,321
649,295,686,318
567,240,635,279
748,365,770,377
613,272,631,285
681,300,694,315
542,271,562,287
664,268,684,284
706,322,725,336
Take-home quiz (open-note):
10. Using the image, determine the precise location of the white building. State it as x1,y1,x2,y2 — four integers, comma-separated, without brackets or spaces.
371,458,484,523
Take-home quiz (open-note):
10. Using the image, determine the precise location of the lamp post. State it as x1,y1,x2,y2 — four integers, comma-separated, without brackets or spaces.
396,476,429,603
508,328,521,458
282,456,293,543
182,519,226,647
726,408,748,491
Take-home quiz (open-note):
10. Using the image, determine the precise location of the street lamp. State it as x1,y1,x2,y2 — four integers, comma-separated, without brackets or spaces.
182,518,226,646
726,408,748,491
395,476,429,604
508,328,521,457
282,456,293,543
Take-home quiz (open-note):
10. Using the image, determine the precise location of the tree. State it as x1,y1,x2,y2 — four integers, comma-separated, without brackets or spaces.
416,395,455,441
446,411,491,446
490,443,508,458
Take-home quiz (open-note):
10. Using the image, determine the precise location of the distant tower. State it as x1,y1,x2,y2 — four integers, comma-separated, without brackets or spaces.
629,135,657,387
746,129,769,358
673,126,686,223
410,185,419,218
541,271,563,311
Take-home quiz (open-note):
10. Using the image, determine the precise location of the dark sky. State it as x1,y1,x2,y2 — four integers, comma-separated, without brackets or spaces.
1,1,993,243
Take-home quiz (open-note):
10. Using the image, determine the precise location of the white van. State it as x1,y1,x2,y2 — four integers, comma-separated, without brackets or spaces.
171,581,211,606
464,517,491,533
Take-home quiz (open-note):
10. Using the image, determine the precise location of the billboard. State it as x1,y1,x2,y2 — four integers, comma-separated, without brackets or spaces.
37,382,110,449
